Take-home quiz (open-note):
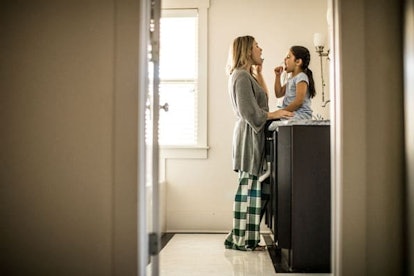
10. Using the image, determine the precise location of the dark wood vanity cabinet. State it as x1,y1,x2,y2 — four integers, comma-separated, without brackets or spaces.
270,124,331,273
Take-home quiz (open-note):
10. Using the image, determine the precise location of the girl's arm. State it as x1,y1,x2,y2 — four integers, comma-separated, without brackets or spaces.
274,66,286,98
283,81,307,112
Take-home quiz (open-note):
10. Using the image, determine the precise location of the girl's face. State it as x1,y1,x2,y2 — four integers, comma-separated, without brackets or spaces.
284,50,301,74
251,40,263,65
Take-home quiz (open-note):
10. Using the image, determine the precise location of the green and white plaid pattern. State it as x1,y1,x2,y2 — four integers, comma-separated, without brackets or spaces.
224,171,261,251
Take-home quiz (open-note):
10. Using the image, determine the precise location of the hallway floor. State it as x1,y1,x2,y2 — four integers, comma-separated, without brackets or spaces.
148,233,332,276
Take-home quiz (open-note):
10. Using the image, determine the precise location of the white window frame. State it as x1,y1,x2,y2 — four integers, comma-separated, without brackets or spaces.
160,0,209,164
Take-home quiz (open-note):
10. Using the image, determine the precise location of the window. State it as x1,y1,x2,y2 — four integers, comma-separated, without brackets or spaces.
159,0,209,159
159,9,198,146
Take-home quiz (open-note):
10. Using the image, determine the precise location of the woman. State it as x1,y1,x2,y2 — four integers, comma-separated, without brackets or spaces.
224,35,293,251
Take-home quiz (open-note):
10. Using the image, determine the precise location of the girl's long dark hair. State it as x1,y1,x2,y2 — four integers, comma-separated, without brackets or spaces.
290,46,316,98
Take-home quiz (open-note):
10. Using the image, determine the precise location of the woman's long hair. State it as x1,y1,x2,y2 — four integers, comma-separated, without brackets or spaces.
226,35,255,75
290,45,316,98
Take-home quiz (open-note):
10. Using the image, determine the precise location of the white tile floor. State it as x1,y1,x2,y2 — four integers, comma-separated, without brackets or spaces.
147,233,332,276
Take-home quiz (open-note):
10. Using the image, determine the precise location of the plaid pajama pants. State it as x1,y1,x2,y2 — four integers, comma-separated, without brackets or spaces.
224,171,261,251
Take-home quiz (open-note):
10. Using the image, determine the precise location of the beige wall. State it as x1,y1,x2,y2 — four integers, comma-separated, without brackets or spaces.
334,0,405,275
0,0,141,275
405,0,414,274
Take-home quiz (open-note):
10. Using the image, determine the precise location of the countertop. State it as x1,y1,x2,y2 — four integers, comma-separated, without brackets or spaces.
268,119,330,131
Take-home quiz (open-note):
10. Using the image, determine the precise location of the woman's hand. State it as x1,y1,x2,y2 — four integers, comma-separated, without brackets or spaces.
251,64,269,94
251,64,263,76
268,109,294,120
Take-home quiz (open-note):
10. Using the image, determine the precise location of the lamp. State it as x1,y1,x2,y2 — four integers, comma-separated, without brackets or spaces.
313,33,329,57
313,33,330,106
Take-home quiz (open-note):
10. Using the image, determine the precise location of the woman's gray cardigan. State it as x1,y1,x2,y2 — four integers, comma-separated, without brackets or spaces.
228,69,269,177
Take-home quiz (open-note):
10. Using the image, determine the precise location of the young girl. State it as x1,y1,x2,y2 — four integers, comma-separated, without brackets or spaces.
224,36,292,251
274,46,316,119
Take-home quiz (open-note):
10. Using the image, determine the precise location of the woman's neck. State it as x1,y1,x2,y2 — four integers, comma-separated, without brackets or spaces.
241,63,252,72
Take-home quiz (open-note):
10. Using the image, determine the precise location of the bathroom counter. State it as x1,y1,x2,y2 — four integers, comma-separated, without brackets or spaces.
268,119,330,132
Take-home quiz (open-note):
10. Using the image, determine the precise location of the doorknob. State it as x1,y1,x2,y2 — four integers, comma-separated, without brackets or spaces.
160,103,169,112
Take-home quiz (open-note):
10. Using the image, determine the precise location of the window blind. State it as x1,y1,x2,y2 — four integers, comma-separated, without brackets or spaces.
158,9,198,146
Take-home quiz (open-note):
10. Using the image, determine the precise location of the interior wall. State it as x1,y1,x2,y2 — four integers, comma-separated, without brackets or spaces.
364,1,404,274
0,1,140,275
335,0,405,274
404,0,414,274
164,0,328,232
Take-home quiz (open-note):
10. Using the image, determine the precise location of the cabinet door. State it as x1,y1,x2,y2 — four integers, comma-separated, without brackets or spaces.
277,127,292,249
277,125,331,272
290,126,330,271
